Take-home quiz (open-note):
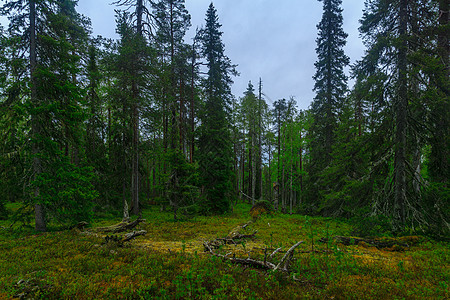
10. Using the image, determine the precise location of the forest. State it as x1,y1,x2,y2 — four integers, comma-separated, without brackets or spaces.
0,0,448,299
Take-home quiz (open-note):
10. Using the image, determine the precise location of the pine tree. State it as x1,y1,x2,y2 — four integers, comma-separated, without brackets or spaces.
106,12,152,220
113,0,155,216
152,0,195,218
198,3,236,214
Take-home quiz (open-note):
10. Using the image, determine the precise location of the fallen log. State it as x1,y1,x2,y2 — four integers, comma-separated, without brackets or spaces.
103,230,147,246
331,236,409,249
123,230,147,242
94,218,145,234
216,231,258,245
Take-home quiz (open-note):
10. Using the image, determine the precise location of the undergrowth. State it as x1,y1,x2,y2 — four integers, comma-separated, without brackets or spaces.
0,203,448,299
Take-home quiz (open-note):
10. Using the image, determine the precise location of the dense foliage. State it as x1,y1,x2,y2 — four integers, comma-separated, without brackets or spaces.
0,0,447,238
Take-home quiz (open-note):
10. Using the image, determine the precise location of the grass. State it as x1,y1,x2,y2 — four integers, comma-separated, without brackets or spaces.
0,203,448,299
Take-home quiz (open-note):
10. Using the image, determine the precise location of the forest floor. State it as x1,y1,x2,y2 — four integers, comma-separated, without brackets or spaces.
0,203,448,299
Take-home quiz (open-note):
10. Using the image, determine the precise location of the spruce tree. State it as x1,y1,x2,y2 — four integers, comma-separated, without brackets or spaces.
310,0,349,171
353,0,449,233
1,0,96,229
240,82,258,204
307,0,349,213
198,3,236,214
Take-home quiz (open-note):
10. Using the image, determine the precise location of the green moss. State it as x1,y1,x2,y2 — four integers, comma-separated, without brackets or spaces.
0,204,448,299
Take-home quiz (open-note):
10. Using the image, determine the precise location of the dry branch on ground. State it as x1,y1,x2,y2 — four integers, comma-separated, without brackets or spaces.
92,218,146,234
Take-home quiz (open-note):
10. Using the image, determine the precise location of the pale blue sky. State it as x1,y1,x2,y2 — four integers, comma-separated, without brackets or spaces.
1,0,366,110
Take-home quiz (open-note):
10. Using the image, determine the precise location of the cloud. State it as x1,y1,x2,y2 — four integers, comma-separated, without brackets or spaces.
75,0,366,110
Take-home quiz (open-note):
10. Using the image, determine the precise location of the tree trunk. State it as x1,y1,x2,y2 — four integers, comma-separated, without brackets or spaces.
395,0,408,226
251,127,256,205
431,0,449,183
258,78,263,200
131,0,144,216
190,41,196,164
30,0,46,232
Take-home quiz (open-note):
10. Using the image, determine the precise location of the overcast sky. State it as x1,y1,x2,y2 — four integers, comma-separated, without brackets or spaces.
1,0,366,110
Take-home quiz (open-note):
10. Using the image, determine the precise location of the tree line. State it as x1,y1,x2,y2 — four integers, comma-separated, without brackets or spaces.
0,0,447,237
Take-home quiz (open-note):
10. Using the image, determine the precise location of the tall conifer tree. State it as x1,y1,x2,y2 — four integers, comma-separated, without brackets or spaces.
1,0,96,230
311,0,349,168
198,3,236,214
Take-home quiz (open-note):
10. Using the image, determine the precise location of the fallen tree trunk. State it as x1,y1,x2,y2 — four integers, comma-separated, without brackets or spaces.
216,231,258,245
123,230,147,242
320,236,410,250
94,218,145,234
103,230,147,246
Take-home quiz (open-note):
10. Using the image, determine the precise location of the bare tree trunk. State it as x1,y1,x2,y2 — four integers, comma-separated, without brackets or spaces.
290,129,293,215
268,140,272,201
251,127,256,205
242,133,245,201
431,0,449,183
30,0,46,232
395,0,408,226
131,0,144,216
190,41,196,164
258,78,263,199
123,181,129,222
131,91,139,216
248,145,253,202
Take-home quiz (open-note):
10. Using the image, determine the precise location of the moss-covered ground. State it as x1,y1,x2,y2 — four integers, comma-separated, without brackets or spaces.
0,203,448,299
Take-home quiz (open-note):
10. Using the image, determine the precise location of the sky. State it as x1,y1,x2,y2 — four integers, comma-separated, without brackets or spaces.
1,0,367,110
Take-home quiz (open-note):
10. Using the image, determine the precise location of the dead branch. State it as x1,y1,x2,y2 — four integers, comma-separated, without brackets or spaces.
204,238,304,274
203,241,277,270
273,241,304,272
270,247,283,258
123,230,147,242
218,231,258,244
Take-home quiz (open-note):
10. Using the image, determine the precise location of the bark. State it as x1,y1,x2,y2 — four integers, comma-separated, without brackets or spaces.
432,0,449,183
395,0,408,226
131,0,144,216
273,241,303,272
251,127,256,205
190,41,196,163
131,99,140,216
94,218,145,234
103,230,147,246
258,78,263,199
30,0,46,232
